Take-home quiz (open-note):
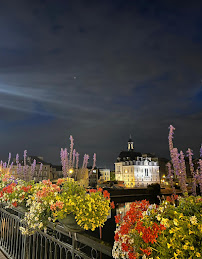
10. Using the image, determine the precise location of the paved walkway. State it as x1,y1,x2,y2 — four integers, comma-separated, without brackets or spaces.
0,251,7,259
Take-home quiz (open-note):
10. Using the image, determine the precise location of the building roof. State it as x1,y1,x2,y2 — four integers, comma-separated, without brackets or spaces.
12,156,52,166
28,156,52,166
117,150,142,162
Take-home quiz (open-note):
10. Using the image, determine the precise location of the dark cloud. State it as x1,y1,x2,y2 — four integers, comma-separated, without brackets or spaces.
0,0,202,169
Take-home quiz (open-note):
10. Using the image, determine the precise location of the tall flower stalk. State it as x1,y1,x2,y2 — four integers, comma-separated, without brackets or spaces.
198,159,202,194
168,125,202,196
168,126,187,195
166,162,176,195
168,125,175,154
89,153,97,177
179,151,187,193
187,148,196,196
60,136,96,179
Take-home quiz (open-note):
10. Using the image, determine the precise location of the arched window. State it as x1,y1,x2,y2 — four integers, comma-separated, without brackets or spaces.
145,168,149,176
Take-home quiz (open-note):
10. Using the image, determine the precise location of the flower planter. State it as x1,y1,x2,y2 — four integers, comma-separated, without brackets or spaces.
16,205,28,214
58,213,84,233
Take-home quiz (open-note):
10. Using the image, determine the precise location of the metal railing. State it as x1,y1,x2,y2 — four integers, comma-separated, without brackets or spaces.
0,206,112,259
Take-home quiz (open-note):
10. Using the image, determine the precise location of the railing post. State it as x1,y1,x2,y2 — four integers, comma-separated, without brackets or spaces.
71,233,75,259
23,235,29,259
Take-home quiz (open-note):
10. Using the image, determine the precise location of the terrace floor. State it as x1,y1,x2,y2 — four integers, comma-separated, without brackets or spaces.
0,251,6,259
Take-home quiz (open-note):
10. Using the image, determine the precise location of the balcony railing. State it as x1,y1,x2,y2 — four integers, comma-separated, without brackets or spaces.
0,205,112,259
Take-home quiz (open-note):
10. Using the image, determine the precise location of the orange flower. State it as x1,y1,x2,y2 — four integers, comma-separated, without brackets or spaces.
110,201,115,209
12,201,18,207
56,178,65,185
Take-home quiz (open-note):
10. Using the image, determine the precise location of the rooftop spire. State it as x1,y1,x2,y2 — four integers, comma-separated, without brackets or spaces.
128,135,134,151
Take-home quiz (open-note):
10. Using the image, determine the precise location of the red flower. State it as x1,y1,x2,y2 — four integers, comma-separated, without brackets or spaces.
12,202,18,207
121,243,129,252
115,214,121,224
114,232,119,241
110,201,115,209
140,247,151,256
128,252,137,259
103,190,110,199
89,189,97,193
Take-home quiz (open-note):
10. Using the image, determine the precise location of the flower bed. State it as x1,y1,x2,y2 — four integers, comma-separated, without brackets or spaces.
112,195,202,259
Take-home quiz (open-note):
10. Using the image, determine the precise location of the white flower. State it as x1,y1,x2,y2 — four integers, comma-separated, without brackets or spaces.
190,216,197,225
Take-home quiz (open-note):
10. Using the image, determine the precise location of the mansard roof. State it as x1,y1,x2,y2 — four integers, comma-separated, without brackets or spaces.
117,150,142,162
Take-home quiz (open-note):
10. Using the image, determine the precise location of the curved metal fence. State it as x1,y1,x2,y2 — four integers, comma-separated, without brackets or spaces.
0,206,112,259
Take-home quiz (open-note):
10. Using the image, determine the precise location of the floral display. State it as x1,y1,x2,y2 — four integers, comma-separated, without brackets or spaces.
112,195,202,259
113,125,202,258
0,170,113,235
0,172,33,208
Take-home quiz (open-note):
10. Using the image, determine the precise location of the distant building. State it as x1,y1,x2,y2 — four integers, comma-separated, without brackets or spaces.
88,167,98,187
11,156,53,181
115,137,160,188
99,168,111,182
52,165,63,179
76,167,98,188
76,168,89,187
158,157,169,185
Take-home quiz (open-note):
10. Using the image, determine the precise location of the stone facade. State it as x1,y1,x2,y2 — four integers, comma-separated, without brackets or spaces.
115,138,160,188
99,168,111,182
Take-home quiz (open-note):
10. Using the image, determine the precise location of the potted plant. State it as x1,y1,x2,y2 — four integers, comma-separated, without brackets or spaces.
53,180,115,232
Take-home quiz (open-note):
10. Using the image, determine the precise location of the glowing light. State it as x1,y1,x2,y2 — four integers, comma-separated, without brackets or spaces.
69,169,74,174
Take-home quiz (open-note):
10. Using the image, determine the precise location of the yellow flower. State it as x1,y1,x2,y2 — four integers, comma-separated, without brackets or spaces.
179,213,183,219
190,246,194,250
196,252,201,257
167,243,172,248
173,219,178,226
183,245,188,250
198,224,202,233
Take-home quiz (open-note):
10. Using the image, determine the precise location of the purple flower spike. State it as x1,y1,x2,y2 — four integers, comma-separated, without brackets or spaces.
168,125,175,153
187,148,196,196
76,152,79,169
179,151,187,194
16,154,19,164
166,162,176,195
69,135,74,168
171,148,181,176
72,149,76,168
8,153,11,166
198,159,202,195
31,159,36,179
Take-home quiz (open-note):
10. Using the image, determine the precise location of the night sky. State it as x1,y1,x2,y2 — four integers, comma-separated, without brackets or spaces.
0,0,202,169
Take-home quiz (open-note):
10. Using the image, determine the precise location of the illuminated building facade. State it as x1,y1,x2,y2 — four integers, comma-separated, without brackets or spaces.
115,137,160,188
